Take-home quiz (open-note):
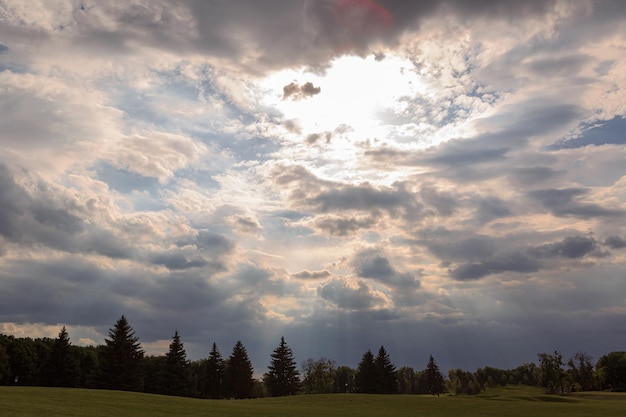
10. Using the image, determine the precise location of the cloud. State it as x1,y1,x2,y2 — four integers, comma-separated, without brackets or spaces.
604,235,626,249
448,235,604,281
312,215,378,236
528,188,625,218
318,277,389,311
292,270,332,279
351,249,420,290
283,81,321,100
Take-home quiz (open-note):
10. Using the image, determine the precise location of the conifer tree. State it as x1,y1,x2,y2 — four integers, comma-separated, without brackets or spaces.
425,354,444,396
98,315,144,391
205,342,224,399
375,345,397,394
225,340,254,398
265,336,300,396
41,326,80,387
160,330,190,396
356,350,378,393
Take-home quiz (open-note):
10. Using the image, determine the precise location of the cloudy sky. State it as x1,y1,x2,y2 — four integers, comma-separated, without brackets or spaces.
1,0,625,374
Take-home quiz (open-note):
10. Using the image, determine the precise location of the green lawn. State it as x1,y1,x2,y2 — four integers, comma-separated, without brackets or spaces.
1,385,624,417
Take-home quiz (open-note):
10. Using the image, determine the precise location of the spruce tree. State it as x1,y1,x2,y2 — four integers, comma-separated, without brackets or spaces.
41,326,80,387
375,345,397,394
98,315,144,391
265,336,300,396
160,330,190,396
225,341,254,398
425,354,444,396
356,350,378,393
205,342,224,399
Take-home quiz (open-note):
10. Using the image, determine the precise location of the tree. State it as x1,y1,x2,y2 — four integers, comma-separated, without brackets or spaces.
0,342,9,385
334,365,356,393
159,330,190,396
356,350,378,393
41,326,80,387
98,315,144,391
265,337,300,396
537,351,564,394
301,358,336,394
425,355,444,396
396,366,417,394
225,341,254,399
6,336,39,385
447,369,481,395
204,342,225,399
597,351,626,391
568,351,595,392
375,345,397,394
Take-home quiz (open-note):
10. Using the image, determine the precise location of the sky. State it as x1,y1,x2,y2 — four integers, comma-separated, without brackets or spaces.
1,0,625,375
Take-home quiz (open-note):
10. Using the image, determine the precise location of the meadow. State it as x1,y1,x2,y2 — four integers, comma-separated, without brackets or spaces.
1,385,624,417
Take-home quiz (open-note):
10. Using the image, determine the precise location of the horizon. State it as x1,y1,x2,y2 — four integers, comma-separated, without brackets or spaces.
1,0,625,377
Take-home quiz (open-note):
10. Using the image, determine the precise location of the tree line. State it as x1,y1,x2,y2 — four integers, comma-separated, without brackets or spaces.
1,316,625,398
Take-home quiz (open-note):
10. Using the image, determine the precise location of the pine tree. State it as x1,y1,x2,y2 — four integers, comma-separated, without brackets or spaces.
356,350,378,393
265,336,300,396
41,326,80,387
160,330,190,396
205,342,224,399
375,345,397,394
225,341,254,398
425,354,444,396
98,315,144,391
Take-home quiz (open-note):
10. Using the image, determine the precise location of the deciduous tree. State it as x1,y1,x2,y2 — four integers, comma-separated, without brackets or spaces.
301,357,336,394
537,351,564,394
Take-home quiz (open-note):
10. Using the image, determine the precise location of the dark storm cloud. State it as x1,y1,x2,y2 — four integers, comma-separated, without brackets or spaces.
449,235,603,281
418,184,457,216
419,232,498,262
313,215,378,236
292,269,332,279
528,188,626,218
0,0,564,74
150,252,207,270
306,131,332,145
351,249,419,290
604,235,626,249
283,81,321,100
0,164,92,254
318,278,385,310
474,196,512,224
309,183,421,216
530,236,599,259
508,166,564,186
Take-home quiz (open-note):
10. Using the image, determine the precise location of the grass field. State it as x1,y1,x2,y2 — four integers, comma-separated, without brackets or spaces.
1,385,625,417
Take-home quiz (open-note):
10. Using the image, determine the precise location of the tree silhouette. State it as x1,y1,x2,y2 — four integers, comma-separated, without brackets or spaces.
375,345,397,394
204,342,224,399
98,315,144,391
41,326,80,387
160,330,190,396
225,341,254,398
425,354,444,396
356,350,378,393
265,337,300,396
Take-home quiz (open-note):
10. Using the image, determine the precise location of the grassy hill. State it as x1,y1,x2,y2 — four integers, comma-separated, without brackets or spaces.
2,385,625,417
